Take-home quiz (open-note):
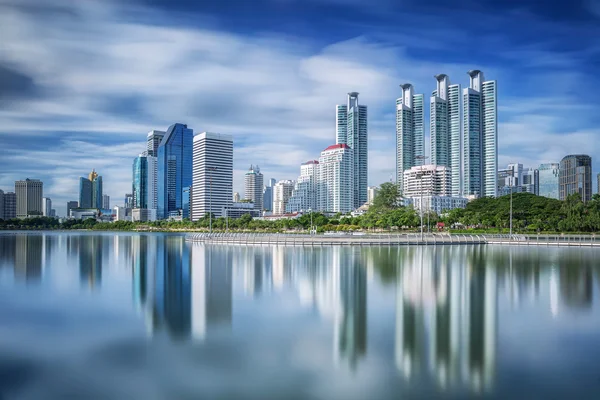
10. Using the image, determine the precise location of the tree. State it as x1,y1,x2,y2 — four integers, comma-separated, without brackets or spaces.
371,182,401,210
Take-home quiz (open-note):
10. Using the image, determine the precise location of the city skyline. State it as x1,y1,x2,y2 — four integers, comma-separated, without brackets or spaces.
1,0,600,216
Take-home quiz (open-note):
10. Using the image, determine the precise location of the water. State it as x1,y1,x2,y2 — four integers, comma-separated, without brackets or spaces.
1,232,600,399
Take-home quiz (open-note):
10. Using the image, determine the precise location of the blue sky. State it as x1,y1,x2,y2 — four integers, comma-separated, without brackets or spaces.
1,0,600,215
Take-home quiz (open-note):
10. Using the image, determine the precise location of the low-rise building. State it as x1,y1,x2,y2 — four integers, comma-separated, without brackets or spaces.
132,208,157,222
222,202,261,219
403,165,451,197
405,195,468,215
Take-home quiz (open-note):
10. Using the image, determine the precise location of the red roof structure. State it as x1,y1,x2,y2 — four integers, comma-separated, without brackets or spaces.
323,143,350,151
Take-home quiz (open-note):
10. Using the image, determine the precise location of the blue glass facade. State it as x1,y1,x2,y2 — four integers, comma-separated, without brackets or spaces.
538,163,560,200
79,174,103,209
157,123,194,219
133,156,148,209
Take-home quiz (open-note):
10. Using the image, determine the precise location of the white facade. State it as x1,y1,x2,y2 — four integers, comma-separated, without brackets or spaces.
318,144,353,213
463,70,497,198
42,197,52,217
336,92,368,209
286,161,319,213
396,84,425,193
191,132,233,221
113,206,126,221
233,192,240,203
403,165,451,198
244,165,264,210
146,130,166,157
132,208,157,222
367,186,379,205
273,180,295,215
431,75,462,196
405,195,468,214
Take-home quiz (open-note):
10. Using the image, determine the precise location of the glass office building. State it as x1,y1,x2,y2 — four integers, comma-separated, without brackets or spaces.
559,155,592,202
538,163,560,199
133,156,148,209
157,123,194,219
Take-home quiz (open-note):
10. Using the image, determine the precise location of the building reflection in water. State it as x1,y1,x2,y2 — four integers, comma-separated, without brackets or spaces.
79,235,103,289
395,246,497,394
14,235,43,282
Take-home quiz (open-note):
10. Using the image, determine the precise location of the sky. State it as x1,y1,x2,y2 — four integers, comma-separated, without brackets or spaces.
1,0,600,216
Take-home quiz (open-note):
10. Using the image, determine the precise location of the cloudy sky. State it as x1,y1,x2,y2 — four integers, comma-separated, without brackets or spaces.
1,0,600,215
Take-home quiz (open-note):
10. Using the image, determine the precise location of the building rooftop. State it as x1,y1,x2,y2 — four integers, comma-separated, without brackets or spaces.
302,160,319,165
323,144,350,151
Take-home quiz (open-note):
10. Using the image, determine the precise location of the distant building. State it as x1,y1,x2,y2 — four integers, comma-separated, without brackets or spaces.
538,163,560,199
286,160,319,213
396,84,425,194
66,201,79,218
0,190,4,220
497,164,538,196
191,132,233,221
233,192,241,203
245,165,264,210
79,170,103,209
132,208,157,222
262,178,276,212
522,168,539,195
124,193,133,209
403,165,451,198
367,186,379,205
42,197,52,217
318,144,353,213
15,178,43,218
3,192,16,219
113,206,127,221
147,130,166,157
273,180,295,215
70,208,97,220
463,70,498,198
157,123,194,219
102,195,110,210
222,202,261,219
132,154,157,212
405,195,468,214
559,155,592,202
50,209,56,217
336,92,368,208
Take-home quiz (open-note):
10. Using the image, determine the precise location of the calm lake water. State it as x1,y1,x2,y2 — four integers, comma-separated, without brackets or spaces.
1,232,600,399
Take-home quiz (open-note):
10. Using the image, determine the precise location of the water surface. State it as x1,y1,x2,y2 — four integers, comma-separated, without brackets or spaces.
1,232,600,399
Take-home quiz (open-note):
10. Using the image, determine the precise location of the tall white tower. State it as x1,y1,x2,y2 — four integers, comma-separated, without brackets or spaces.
396,84,424,194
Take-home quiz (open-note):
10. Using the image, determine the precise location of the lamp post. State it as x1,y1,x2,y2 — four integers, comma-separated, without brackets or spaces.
415,155,429,242
309,208,313,235
509,187,513,236
208,166,217,235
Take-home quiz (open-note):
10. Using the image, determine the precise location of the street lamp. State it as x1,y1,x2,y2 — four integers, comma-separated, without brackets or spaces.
208,166,218,235
308,208,313,235
415,155,429,242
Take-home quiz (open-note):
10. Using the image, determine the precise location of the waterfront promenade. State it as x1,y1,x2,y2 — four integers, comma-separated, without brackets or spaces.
186,232,600,247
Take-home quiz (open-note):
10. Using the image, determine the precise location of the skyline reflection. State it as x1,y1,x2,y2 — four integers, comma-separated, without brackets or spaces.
0,233,599,398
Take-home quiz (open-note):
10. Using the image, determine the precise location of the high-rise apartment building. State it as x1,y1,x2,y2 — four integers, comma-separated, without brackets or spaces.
430,75,461,196
147,130,166,157
157,123,193,219
286,161,319,213
273,180,295,215
191,132,233,221
42,197,52,217
79,170,103,209
559,155,592,202
3,192,16,219
66,201,78,217
396,84,424,193
318,144,353,213
403,165,451,198
336,92,368,208
463,70,497,198
367,186,379,205
244,165,264,211
102,195,110,210
15,178,43,218
233,192,241,203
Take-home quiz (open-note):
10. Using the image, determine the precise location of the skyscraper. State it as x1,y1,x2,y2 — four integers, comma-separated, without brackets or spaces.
133,155,149,209
15,178,43,218
102,195,110,210
559,155,592,202
396,84,424,194
262,178,276,212
42,197,52,217
147,130,166,157
286,161,319,213
0,190,4,220
157,123,194,219
463,70,497,198
318,144,353,213
79,170,103,209
431,75,461,196
191,132,233,221
273,180,296,215
245,165,264,210
336,92,368,208
3,192,16,219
